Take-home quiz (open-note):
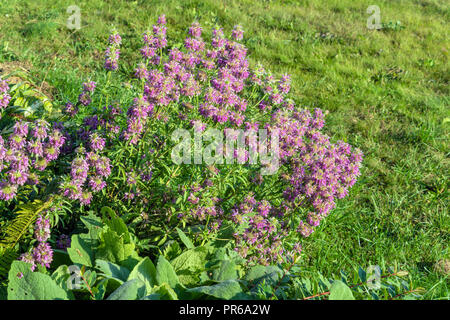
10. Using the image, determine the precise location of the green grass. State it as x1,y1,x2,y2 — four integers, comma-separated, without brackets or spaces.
1,0,448,299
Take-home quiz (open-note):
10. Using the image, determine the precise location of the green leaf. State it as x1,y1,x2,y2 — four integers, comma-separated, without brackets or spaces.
8,261,70,300
80,213,103,240
95,259,130,282
187,280,243,300
156,255,180,288
171,247,208,286
161,240,182,260
358,267,366,283
142,283,178,300
329,280,355,300
128,257,157,292
245,265,283,287
67,234,96,267
176,228,195,249
106,279,146,300
92,280,107,300
101,207,131,243
96,227,139,266
51,265,76,299
212,260,238,281
51,249,72,268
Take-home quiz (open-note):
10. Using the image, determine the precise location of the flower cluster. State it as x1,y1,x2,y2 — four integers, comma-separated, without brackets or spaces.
60,139,111,205
78,81,96,107
123,97,154,144
0,120,65,201
9,16,363,269
104,29,121,71
227,106,363,264
177,176,224,225
91,17,363,264
0,79,11,115
230,195,288,265
56,234,71,250
120,18,362,264
19,213,53,270
140,15,167,65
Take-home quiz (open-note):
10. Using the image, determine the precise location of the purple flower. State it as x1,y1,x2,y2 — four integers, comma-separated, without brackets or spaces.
13,122,29,136
104,47,120,71
0,181,17,201
34,214,51,242
61,179,82,200
8,169,28,186
0,79,11,111
43,143,60,161
126,170,137,185
79,191,93,205
82,81,97,94
78,91,92,106
9,133,26,149
0,79,10,93
88,176,106,191
19,252,36,271
48,129,66,149
157,14,166,25
71,156,89,183
0,92,11,111
94,156,111,177
33,157,48,171
108,31,122,46
56,234,71,250
231,25,244,41
297,220,314,238
134,63,149,80
189,21,202,38
31,120,49,140
89,132,105,151
33,242,53,268
141,46,156,60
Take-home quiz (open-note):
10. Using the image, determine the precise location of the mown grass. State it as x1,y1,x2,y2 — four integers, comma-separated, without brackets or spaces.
0,0,448,298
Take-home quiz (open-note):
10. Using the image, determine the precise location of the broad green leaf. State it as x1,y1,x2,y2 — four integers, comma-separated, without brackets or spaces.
101,207,131,243
156,255,180,288
96,227,139,266
187,280,242,300
358,267,366,283
8,261,70,300
52,249,72,267
212,260,237,281
142,283,178,300
162,240,182,260
245,265,283,286
210,221,235,247
106,278,146,300
92,280,107,300
67,234,96,267
329,280,355,300
171,247,208,286
80,213,103,239
95,259,130,282
51,265,76,298
128,257,157,292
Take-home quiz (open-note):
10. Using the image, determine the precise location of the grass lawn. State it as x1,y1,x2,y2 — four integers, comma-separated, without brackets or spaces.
0,0,448,298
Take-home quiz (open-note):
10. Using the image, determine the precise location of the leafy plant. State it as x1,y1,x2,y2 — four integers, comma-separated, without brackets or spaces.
4,207,421,300
0,200,52,279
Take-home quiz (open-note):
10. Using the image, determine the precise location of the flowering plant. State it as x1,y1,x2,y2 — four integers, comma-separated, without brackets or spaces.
0,15,362,276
